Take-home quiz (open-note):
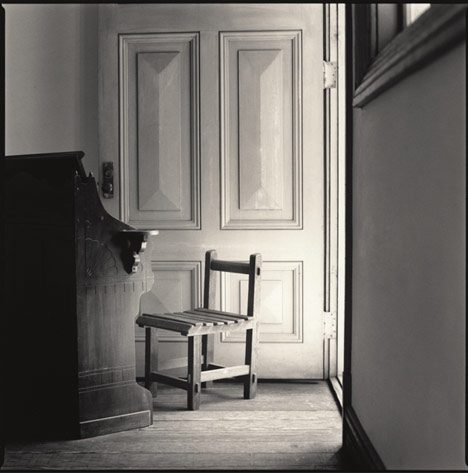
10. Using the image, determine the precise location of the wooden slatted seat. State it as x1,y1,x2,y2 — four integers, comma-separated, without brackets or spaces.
136,250,262,410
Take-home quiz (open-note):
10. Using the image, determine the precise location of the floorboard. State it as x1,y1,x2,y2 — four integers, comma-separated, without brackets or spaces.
2,381,346,470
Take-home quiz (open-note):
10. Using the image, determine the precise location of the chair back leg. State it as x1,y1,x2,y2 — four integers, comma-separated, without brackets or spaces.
244,253,262,399
244,322,259,399
188,335,202,410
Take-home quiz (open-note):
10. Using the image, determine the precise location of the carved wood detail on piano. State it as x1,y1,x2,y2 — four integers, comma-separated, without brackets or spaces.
82,238,118,278
116,229,159,274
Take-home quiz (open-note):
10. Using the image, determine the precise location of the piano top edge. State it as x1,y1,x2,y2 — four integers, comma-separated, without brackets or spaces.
5,151,87,181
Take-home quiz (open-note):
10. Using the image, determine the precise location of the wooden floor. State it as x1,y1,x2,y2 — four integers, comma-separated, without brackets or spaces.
3,381,345,470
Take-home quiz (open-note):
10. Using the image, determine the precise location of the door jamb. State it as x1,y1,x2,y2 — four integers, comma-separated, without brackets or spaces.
323,4,346,401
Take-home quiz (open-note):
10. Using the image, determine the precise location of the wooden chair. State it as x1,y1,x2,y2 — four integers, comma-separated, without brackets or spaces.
136,250,262,410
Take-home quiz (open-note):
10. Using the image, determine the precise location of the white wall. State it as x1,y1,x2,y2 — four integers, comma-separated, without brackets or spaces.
352,42,466,469
5,4,99,176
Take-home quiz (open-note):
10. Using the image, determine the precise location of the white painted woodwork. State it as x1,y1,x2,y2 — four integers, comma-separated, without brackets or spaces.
99,4,325,378
221,31,301,228
120,33,200,228
336,5,347,382
221,261,303,343
323,4,346,381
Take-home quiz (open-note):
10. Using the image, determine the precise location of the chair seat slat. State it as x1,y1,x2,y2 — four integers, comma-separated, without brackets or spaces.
194,314,236,324
163,312,213,326
155,312,206,326
173,312,220,326
185,318,254,336
193,308,250,320
137,314,193,334
191,313,237,325
183,311,234,324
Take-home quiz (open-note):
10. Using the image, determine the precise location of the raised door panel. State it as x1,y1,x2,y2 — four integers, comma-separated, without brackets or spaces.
220,31,302,229
120,33,200,229
221,261,303,343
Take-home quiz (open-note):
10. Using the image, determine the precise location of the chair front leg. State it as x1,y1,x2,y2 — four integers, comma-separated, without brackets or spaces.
244,322,259,399
145,327,159,397
201,334,214,388
188,335,202,410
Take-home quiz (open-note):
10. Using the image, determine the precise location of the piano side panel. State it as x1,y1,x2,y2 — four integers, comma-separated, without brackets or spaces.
74,175,154,437
3,171,79,439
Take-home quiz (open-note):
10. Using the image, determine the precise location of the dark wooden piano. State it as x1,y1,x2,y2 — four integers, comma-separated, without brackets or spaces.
2,151,158,439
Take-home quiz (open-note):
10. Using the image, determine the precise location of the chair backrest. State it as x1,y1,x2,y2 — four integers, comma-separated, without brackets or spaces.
203,250,262,318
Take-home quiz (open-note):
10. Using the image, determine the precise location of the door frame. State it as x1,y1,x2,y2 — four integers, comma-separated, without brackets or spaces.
323,3,346,391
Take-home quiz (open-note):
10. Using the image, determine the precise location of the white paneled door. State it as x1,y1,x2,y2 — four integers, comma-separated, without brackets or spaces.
99,4,326,378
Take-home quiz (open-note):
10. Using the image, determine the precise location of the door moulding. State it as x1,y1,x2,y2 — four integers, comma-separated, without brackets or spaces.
323,4,346,387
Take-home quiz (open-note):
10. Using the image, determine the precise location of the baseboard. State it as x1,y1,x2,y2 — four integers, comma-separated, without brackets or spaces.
343,405,386,471
328,377,343,413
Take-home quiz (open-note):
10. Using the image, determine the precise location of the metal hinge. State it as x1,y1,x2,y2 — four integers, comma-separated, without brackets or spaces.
323,61,337,89
323,311,337,339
